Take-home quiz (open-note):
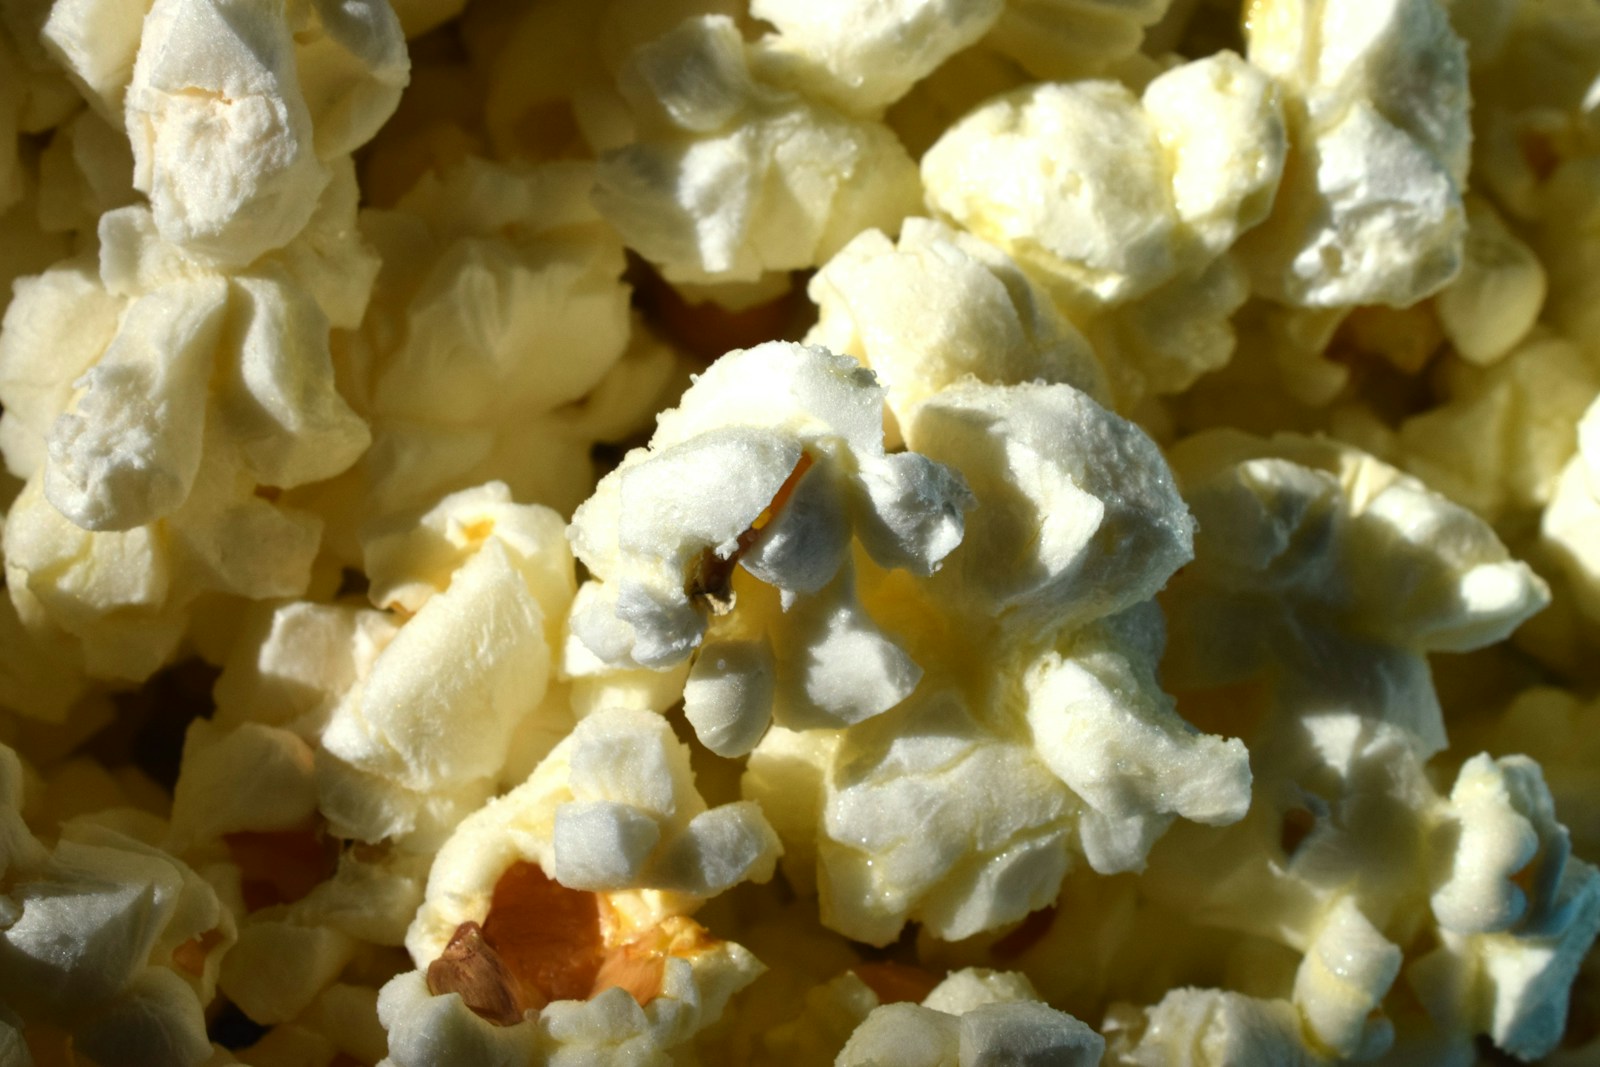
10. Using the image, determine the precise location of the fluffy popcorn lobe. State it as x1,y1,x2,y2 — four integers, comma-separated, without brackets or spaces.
569,340,974,747
4,0,1600,1061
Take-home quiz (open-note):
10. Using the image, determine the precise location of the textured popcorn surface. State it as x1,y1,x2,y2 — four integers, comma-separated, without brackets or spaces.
1,0,1599,1063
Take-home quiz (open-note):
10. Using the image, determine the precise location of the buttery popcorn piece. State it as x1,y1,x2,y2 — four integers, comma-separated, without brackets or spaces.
568,341,973,749
593,15,923,287
1240,0,1471,307
920,52,1285,404
838,968,1104,1067
749,0,1004,115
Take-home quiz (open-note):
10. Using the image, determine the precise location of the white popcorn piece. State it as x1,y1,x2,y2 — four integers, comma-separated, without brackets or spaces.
749,0,1004,115
1409,755,1600,1060
297,158,644,549
1163,431,1549,754
805,218,1107,437
1021,622,1252,874
1291,896,1402,1059
1240,0,1470,307
43,277,224,531
907,382,1193,630
1431,754,1573,936
125,0,408,267
317,483,574,848
0,812,234,1067
1106,988,1318,1066
593,15,922,287
922,54,1285,312
838,969,1104,1067
1434,196,1546,366
983,0,1172,83
126,0,330,266
568,341,973,747
389,714,769,1058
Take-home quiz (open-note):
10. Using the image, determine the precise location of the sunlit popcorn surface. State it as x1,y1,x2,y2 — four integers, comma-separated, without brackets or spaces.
1,0,1599,1064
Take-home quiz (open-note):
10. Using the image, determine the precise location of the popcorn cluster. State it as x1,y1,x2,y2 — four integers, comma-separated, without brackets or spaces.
2,0,1599,1063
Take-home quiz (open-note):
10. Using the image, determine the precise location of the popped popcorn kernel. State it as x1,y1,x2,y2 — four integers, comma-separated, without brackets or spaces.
1,0,1598,1059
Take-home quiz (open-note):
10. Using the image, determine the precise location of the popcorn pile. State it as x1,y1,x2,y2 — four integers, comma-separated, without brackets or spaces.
1,0,1599,1063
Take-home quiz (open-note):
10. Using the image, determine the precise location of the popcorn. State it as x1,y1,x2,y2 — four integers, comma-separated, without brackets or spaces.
568,341,973,748
1162,431,1549,755
2,0,1600,1059
1240,0,1471,307
125,0,407,267
0,157,381,682
1434,195,1547,366
294,157,651,552
920,52,1285,405
1105,989,1317,1066
410,706,779,961
838,968,1104,1067
983,0,1172,83
749,0,1005,115
806,218,1107,438
392,708,772,1059
1290,896,1401,1059
745,380,1248,945
0,768,236,1067
1543,393,1600,628
315,483,575,849
1388,335,1600,525
593,15,923,287
1411,754,1600,1061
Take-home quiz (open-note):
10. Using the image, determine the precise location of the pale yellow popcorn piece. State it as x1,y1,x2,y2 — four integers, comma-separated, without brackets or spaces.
1291,896,1401,1059
920,52,1283,406
568,341,972,747
838,969,1104,1067
984,0,1172,83
1241,0,1470,307
1396,335,1600,524
1164,431,1549,754
1105,988,1318,1066
39,0,150,118
922,52,1284,312
1543,399,1600,629
34,107,139,235
1434,195,1547,366
593,15,922,287
297,158,644,551
806,218,1107,438
1409,755,1600,1060
749,0,1004,115
318,483,573,847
